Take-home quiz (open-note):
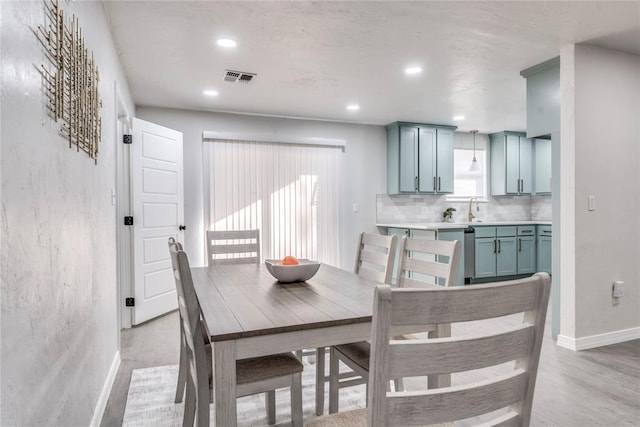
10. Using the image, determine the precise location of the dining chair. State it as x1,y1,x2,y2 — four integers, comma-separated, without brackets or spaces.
328,236,461,414
206,229,260,266
308,273,551,426
317,232,397,415
168,238,303,426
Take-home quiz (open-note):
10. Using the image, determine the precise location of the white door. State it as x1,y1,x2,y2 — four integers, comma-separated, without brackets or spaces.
131,118,184,325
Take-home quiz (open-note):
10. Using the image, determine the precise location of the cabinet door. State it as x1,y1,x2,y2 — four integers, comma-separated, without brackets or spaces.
436,128,454,193
496,237,517,276
534,138,552,194
537,236,552,274
475,238,496,278
519,137,533,194
399,127,418,192
505,134,520,194
517,235,536,274
418,127,436,192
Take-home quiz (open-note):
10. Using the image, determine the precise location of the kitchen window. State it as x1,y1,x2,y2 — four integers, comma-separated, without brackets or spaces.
447,148,488,201
203,139,342,266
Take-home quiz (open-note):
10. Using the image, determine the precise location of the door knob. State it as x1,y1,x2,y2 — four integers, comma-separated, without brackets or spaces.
179,225,187,231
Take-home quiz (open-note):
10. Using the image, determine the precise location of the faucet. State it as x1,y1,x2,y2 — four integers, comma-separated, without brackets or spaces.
468,197,480,222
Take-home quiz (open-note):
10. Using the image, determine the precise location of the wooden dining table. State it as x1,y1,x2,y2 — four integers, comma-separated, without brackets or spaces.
191,262,444,426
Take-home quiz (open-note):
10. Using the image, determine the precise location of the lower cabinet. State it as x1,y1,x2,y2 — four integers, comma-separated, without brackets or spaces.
537,225,552,274
517,226,536,275
474,226,517,279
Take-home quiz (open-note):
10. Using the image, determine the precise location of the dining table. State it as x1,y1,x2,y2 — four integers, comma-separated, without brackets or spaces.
190,262,446,426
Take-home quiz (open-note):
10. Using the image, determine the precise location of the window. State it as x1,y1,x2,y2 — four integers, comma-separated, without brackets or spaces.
203,139,342,266
448,148,487,201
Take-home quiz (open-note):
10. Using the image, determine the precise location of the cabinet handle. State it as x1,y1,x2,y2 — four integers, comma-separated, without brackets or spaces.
498,239,501,253
519,238,522,252
438,177,441,191
414,176,418,191
493,239,497,253
433,176,436,190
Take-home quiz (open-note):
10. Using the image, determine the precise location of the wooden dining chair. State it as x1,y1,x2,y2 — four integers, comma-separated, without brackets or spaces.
206,229,260,266
328,236,461,414
319,233,398,415
308,273,551,426
168,238,303,426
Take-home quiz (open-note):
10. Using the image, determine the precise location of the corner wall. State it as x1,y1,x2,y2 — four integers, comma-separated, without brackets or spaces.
559,44,640,348
1,2,134,424
136,107,387,270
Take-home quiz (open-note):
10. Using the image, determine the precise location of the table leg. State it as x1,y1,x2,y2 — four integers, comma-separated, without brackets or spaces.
315,346,325,415
214,340,237,426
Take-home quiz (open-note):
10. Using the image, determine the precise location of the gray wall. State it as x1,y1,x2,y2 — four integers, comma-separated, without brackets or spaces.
559,45,640,342
1,2,133,425
136,107,387,270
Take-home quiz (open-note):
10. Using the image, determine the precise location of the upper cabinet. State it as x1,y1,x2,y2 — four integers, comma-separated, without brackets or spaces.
387,122,456,194
490,132,532,196
533,138,552,194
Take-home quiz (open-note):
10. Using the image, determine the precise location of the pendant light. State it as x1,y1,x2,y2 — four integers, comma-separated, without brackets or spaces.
469,130,480,172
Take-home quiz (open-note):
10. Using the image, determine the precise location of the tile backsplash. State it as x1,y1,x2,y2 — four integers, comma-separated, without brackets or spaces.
377,194,552,224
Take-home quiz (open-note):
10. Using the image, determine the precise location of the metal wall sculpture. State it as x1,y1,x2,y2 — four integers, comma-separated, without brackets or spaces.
37,0,102,164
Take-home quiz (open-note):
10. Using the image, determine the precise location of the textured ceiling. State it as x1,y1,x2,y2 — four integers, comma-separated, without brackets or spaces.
103,1,640,133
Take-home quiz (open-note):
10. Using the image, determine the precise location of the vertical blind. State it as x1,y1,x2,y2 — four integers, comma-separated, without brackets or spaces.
204,140,342,265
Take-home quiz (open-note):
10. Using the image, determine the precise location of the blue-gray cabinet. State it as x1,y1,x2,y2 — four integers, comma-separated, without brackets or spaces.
534,138,552,194
537,225,552,274
474,226,517,278
387,122,456,194
490,132,532,196
517,226,536,274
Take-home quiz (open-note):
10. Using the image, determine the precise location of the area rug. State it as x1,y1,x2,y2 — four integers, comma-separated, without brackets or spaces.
123,356,366,426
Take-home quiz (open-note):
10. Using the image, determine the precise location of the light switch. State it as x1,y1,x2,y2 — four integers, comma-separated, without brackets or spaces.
587,195,595,211
352,203,359,213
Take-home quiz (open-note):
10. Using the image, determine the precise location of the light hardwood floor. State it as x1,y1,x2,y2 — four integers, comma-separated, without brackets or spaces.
101,310,639,426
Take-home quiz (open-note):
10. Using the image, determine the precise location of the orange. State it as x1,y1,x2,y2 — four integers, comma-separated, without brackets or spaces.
282,255,299,266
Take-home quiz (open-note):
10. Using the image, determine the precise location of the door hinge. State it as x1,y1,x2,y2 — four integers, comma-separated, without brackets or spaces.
124,216,134,226
123,134,132,144
125,297,135,307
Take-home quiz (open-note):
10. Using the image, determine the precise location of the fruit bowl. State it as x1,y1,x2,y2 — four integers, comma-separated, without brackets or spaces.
264,259,321,283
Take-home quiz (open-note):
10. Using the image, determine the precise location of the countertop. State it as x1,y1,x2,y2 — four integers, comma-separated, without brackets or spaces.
376,220,552,231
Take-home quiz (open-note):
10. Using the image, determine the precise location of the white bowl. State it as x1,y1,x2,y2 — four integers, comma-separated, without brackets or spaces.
265,259,321,283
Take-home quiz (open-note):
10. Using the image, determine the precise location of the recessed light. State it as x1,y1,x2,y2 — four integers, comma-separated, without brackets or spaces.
453,115,465,121
346,104,360,111
203,90,219,96
405,67,422,74
216,38,237,48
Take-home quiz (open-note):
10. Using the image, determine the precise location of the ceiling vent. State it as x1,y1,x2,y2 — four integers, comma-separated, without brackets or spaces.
224,70,256,84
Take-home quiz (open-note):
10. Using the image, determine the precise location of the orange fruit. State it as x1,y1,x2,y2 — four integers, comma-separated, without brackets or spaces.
282,256,299,266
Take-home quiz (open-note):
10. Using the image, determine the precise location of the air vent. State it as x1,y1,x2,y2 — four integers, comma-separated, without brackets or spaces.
224,69,256,84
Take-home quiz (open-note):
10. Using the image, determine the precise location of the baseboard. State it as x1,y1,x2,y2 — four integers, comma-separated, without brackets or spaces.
90,350,121,427
557,327,640,351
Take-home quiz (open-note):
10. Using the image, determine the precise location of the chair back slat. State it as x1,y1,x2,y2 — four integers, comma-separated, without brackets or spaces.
388,325,533,378
367,273,551,427
354,232,397,284
397,237,461,288
390,277,541,326
385,370,527,425
207,229,260,266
